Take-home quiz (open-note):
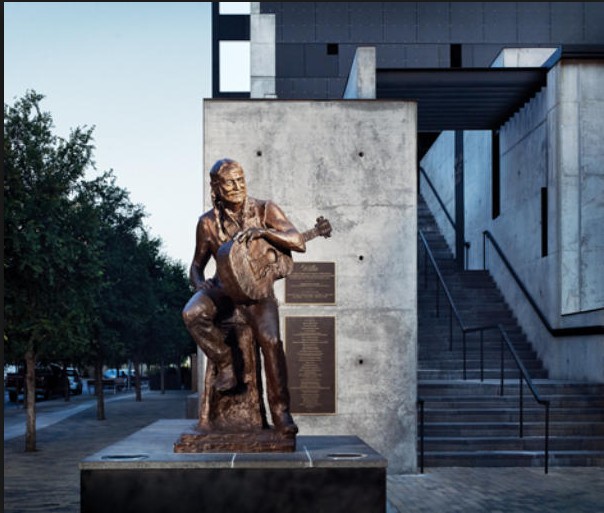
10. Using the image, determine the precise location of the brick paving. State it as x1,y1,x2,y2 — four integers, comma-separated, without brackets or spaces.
4,391,604,512
4,390,189,513
387,467,604,513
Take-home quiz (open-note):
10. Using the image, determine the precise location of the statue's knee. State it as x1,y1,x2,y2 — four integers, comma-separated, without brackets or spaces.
182,297,216,327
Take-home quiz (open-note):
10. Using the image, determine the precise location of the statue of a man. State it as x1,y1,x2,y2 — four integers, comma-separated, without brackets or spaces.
182,158,305,435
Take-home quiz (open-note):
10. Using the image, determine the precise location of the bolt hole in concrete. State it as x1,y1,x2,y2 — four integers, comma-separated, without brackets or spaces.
358,152,364,157
358,255,364,261
358,359,364,365
327,453,367,460
256,150,262,156
101,454,149,461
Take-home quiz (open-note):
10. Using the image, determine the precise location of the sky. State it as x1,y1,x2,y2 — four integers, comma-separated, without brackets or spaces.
4,2,215,267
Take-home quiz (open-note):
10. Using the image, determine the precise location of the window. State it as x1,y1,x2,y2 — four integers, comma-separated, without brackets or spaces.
219,2,251,15
219,41,251,92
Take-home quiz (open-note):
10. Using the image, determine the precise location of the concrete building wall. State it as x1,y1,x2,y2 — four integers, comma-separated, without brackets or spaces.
419,131,456,256
203,99,418,472
420,60,604,382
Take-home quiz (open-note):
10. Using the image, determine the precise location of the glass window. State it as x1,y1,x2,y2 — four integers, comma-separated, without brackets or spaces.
219,2,251,15
219,41,250,92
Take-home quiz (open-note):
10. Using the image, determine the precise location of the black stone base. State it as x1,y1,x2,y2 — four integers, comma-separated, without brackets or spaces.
80,420,387,513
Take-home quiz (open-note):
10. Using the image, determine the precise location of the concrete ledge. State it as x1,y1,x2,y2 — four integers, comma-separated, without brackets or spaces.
80,420,387,513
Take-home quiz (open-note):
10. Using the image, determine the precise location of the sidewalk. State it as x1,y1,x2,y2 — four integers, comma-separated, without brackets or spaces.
4,390,190,513
5,392,604,512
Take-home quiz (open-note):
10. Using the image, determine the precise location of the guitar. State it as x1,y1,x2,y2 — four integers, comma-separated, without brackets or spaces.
216,216,332,303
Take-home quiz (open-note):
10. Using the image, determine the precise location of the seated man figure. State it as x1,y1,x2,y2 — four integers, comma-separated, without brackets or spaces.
182,158,305,435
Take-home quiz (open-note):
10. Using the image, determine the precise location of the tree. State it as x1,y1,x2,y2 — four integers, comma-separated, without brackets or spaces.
4,91,97,451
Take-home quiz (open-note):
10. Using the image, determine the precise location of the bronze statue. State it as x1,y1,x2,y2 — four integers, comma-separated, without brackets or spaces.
179,158,331,451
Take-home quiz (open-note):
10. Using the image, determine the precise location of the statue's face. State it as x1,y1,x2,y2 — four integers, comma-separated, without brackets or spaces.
216,166,247,207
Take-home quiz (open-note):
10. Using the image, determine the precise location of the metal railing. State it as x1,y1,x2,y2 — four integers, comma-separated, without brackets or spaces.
483,231,604,337
418,229,551,473
419,167,471,268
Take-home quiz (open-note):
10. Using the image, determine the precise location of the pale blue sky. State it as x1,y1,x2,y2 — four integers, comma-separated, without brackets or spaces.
4,2,214,266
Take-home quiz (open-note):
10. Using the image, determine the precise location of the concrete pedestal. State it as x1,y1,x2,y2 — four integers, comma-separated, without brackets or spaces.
80,420,387,513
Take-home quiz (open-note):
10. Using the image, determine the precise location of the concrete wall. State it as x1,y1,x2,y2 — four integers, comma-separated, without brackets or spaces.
419,131,456,256
420,60,604,382
203,99,418,473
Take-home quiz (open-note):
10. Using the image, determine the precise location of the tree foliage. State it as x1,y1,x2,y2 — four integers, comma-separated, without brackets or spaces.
4,91,193,447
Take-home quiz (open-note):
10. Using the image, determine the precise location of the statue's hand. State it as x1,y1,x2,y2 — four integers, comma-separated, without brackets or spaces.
235,227,266,246
195,278,216,292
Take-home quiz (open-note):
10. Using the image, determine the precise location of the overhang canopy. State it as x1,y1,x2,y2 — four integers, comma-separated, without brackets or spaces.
376,68,548,131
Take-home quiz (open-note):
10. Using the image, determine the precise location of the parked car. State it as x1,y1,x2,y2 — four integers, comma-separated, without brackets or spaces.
66,367,83,395
5,363,65,402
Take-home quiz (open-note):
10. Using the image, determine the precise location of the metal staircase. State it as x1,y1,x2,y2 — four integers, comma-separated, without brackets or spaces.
417,194,604,469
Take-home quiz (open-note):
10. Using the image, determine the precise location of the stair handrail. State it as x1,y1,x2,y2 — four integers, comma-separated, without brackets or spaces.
483,231,604,337
419,229,550,473
419,166,456,230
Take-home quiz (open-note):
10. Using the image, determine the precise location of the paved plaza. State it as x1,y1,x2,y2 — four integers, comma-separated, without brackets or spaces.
4,390,604,512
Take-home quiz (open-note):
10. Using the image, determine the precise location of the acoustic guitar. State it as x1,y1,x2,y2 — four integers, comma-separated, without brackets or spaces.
216,216,332,303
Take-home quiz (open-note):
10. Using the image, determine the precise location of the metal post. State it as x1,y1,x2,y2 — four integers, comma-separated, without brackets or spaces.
419,400,425,474
462,331,467,380
499,335,505,396
519,373,524,438
436,280,440,317
544,402,550,474
480,330,484,382
449,306,453,351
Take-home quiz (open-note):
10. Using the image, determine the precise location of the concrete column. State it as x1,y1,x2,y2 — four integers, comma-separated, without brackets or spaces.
343,47,376,100
250,7,276,99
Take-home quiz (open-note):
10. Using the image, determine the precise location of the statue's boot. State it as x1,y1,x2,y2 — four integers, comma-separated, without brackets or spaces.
263,340,299,435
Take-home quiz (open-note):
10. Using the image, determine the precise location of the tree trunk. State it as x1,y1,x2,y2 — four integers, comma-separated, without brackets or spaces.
24,349,37,452
63,361,71,402
160,360,166,395
95,357,105,420
134,358,142,402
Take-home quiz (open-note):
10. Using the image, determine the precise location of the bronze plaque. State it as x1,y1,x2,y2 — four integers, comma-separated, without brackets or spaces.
285,262,336,304
285,316,336,415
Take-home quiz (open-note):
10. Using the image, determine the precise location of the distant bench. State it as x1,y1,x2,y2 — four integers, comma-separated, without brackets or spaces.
86,379,123,395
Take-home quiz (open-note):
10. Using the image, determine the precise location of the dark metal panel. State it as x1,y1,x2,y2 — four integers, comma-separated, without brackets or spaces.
517,3,551,42
483,2,518,44
277,44,306,77
260,3,280,15
405,45,446,68
275,78,293,99
417,2,450,43
280,3,316,43
328,78,348,99
384,2,417,43
316,3,350,43
377,44,410,68
304,44,339,77
464,44,507,68
450,2,484,43
217,14,250,41
585,3,604,43
551,3,584,43
290,78,330,99
350,3,384,43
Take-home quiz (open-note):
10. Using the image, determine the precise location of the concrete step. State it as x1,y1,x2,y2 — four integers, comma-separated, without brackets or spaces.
422,408,604,423
422,421,604,437
418,369,549,380
421,450,604,467
421,436,604,452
